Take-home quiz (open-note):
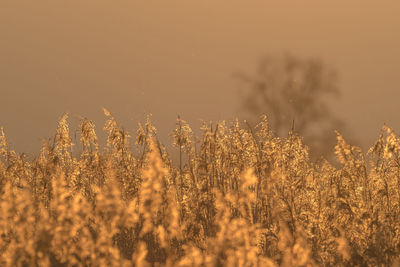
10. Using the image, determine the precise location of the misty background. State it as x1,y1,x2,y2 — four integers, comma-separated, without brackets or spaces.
1,1,399,159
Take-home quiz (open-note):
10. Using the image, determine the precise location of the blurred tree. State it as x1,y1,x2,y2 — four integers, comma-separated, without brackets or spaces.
237,53,345,160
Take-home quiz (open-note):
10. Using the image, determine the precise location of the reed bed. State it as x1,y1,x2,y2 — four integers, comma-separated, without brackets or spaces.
0,110,400,266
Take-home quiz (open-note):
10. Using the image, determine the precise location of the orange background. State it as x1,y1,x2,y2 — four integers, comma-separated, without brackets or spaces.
1,1,399,154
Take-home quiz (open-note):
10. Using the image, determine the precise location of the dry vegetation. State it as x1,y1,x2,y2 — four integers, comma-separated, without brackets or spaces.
1,109,400,266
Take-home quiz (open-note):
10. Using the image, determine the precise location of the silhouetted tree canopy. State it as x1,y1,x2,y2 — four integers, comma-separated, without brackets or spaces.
237,54,345,159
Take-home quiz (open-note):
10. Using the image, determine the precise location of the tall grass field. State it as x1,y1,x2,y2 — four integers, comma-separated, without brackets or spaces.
1,110,399,266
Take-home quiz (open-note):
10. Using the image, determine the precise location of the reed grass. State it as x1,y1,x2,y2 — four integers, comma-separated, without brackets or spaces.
0,111,399,266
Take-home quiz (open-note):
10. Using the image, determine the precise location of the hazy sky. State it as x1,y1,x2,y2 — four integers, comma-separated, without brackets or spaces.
1,1,399,155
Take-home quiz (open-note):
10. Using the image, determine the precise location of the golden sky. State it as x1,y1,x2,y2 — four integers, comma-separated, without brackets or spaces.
1,1,399,154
